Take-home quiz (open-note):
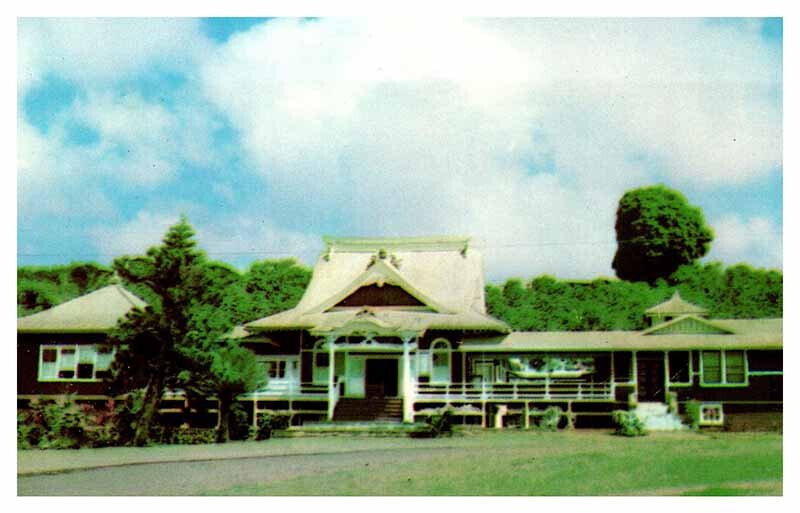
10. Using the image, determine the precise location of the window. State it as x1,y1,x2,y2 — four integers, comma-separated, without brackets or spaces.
416,350,431,377
701,350,748,386
725,351,746,384
38,345,115,382
315,352,330,368
667,351,691,385
312,340,330,384
430,339,451,383
266,360,287,379
699,403,724,426
613,352,633,383
472,359,495,383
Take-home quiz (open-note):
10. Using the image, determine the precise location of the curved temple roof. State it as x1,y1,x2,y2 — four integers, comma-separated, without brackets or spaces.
243,236,509,335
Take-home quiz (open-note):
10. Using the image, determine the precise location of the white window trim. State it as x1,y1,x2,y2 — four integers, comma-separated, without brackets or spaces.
38,344,115,383
259,356,299,382
699,350,749,387
430,338,451,384
666,351,693,386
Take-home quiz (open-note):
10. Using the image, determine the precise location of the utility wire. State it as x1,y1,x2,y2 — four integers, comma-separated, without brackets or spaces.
17,232,782,259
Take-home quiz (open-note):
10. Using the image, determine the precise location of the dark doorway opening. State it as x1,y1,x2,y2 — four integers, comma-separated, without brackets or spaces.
365,359,398,398
636,351,665,402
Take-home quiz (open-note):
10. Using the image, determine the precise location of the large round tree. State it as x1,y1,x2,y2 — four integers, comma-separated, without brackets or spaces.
612,185,713,283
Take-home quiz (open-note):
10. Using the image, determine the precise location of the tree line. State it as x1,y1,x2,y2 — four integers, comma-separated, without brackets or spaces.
486,262,782,332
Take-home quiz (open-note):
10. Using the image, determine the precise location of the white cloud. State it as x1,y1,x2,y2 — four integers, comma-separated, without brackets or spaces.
18,18,782,281
197,216,322,267
17,118,117,219
89,211,181,258
18,18,211,96
18,89,225,225
706,215,782,270
199,18,780,278
89,209,322,268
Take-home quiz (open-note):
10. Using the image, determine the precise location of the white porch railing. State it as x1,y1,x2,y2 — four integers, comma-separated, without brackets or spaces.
414,380,613,401
240,381,329,399
240,380,613,402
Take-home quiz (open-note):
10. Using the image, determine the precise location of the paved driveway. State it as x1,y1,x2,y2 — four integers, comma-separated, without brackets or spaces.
18,446,455,495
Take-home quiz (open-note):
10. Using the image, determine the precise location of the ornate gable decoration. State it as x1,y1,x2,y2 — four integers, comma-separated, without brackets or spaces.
309,257,452,314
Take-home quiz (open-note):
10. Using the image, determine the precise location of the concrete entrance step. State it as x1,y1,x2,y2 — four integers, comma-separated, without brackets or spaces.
634,402,685,431
333,398,404,422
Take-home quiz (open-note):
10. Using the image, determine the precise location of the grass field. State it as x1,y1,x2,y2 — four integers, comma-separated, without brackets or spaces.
18,430,782,496
215,431,782,496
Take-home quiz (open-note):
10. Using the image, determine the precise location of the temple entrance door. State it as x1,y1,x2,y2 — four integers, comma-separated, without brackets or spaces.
365,358,399,398
636,352,665,402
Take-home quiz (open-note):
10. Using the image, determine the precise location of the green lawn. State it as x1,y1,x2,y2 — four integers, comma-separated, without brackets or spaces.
213,431,782,496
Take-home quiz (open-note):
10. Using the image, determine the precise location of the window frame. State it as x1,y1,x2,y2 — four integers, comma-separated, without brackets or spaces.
699,350,749,387
430,338,451,384
312,340,330,385
666,351,693,386
260,356,299,383
38,344,116,383
698,403,724,426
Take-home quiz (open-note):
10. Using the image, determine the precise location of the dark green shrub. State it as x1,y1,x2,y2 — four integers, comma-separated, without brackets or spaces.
82,400,119,448
152,424,216,445
685,400,702,430
410,407,454,438
429,408,453,436
612,410,647,437
539,406,563,431
19,398,126,449
173,426,217,445
22,397,89,449
251,411,292,441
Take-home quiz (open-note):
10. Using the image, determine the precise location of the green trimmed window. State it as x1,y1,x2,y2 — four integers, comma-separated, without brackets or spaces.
701,350,747,386
725,351,746,384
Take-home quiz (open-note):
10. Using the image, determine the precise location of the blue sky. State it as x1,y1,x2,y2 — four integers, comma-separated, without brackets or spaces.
17,18,783,282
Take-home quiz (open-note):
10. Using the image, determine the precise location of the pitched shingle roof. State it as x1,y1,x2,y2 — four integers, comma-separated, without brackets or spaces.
17,285,147,334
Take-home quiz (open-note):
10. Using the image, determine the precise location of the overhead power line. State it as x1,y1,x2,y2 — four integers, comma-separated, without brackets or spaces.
16,231,782,259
